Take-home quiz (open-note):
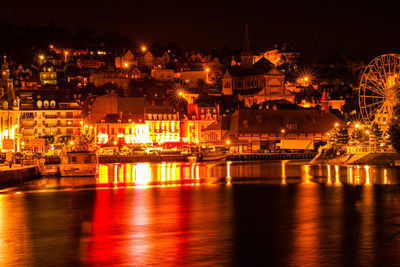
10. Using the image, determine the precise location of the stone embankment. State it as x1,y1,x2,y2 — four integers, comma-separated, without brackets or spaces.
310,152,400,166
0,165,40,188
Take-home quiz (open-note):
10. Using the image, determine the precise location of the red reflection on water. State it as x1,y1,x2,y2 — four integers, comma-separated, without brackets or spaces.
96,163,205,187
84,187,195,266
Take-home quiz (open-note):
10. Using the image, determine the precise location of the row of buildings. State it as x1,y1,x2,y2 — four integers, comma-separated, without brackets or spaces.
0,88,341,153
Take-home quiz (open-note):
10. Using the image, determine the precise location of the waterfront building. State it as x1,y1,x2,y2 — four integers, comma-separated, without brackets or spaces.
181,104,218,144
85,94,180,147
0,100,21,151
20,91,82,149
205,108,343,153
144,106,180,146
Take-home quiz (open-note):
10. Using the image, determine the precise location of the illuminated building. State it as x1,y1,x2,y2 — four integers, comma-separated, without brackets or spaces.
181,104,218,144
0,56,15,98
0,100,21,151
115,50,136,69
145,106,181,145
222,26,294,106
94,115,150,146
39,61,57,85
20,94,82,148
205,109,343,153
84,94,181,146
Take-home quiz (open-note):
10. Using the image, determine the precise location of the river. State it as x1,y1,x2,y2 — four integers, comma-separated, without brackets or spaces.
1,160,400,266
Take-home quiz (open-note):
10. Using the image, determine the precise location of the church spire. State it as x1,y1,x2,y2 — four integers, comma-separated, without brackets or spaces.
243,24,251,54
241,24,253,68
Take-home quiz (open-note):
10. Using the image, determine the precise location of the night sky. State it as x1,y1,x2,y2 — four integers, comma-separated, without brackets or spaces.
2,0,400,60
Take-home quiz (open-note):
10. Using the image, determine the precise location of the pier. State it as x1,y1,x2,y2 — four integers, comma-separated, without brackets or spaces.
0,165,40,189
226,152,316,161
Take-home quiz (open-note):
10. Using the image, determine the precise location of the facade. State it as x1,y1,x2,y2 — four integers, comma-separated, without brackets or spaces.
85,95,180,146
20,99,82,147
181,104,218,144
151,69,175,81
90,71,130,88
1,56,15,99
115,50,136,69
0,100,21,151
205,109,342,153
144,106,180,145
176,70,208,88
39,62,57,85
222,27,294,106
95,115,150,146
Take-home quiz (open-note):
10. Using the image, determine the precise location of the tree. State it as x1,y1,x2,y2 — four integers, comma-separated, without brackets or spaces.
337,127,350,146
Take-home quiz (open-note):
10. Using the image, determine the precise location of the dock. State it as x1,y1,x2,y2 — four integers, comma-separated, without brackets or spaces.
226,152,316,161
0,165,40,189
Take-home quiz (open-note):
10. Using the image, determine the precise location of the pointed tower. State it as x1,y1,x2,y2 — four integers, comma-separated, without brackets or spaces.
0,55,15,100
241,24,253,68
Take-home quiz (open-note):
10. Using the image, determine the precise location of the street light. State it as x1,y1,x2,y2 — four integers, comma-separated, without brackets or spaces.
141,46,147,52
64,51,69,62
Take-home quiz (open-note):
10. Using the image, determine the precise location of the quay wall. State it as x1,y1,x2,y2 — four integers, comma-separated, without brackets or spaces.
0,166,40,188
227,153,316,161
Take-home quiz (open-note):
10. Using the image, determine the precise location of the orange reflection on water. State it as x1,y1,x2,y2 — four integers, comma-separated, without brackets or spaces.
301,165,313,184
97,163,205,187
281,160,288,185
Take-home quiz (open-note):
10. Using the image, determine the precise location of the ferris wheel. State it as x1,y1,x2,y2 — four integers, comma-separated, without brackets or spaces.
359,54,400,128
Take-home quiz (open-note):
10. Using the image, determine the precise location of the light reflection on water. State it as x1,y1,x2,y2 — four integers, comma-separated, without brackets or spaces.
1,161,400,266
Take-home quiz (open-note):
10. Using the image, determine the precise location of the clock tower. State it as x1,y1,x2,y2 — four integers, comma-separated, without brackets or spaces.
0,55,14,100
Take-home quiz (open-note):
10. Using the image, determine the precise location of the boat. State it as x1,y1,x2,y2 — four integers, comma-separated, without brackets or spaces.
199,146,227,161
60,150,98,177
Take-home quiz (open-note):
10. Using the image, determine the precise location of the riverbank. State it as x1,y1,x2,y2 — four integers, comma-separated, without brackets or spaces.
0,165,40,189
310,152,400,166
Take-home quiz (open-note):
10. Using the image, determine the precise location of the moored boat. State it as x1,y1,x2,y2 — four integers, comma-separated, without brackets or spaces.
200,147,227,161
60,151,98,177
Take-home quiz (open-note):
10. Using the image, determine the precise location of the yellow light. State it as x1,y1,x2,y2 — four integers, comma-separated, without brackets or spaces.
226,140,230,145
124,62,129,68
64,51,68,55
113,141,117,145
47,68,51,72
355,123,360,128
89,126,93,129
205,68,210,72
141,46,147,52
178,91,183,96
335,123,339,127
14,125,18,128
365,130,369,134
80,121,83,124
21,141,25,146
49,45,54,49
281,129,285,133
39,55,44,60
67,121,71,125
304,77,308,81
70,141,74,145
84,124,88,128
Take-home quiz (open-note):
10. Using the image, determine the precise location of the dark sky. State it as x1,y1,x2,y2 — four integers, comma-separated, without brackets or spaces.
2,0,400,60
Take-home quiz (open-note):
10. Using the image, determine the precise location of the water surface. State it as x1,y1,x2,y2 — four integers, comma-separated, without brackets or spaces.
1,161,400,266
